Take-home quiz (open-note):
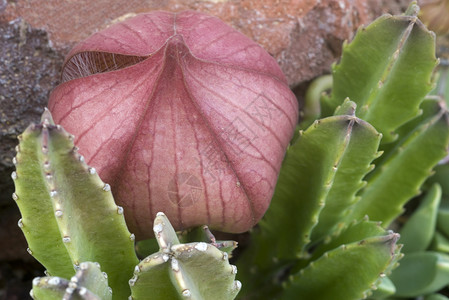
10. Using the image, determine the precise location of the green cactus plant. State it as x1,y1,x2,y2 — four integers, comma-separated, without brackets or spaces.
236,2,449,299
11,2,449,299
13,109,139,299
12,111,239,300
32,262,112,300
130,213,240,300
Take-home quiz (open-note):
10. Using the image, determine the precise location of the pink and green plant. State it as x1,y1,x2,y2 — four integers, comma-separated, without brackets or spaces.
11,2,449,299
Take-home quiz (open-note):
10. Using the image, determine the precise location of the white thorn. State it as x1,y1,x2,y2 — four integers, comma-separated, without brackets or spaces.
80,262,89,270
32,277,40,286
68,281,77,289
153,223,163,234
171,258,179,272
65,287,75,295
79,287,87,296
182,289,191,297
231,265,237,274
48,277,60,285
194,242,208,252
234,280,242,290
129,275,138,286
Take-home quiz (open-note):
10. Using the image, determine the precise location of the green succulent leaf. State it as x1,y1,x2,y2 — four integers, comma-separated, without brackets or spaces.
431,62,449,105
12,109,138,299
32,277,79,300
375,98,445,168
301,74,333,129
424,294,449,300
310,102,382,243
399,183,441,253
390,251,449,297
12,111,74,278
130,213,240,300
369,276,396,299
437,200,449,238
333,98,357,116
430,231,449,253
73,262,112,300
428,163,449,198
349,101,449,225
31,261,112,300
257,109,381,261
310,218,389,261
328,2,437,142
236,112,381,299
282,232,400,300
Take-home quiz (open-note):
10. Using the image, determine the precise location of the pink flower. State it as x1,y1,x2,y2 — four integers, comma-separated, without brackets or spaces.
49,10,298,239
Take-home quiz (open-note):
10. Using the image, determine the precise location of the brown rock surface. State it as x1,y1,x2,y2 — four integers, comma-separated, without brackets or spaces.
3,0,395,86
0,18,64,263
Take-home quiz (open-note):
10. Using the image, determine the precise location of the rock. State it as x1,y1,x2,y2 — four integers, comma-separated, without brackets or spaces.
0,18,64,208
3,0,409,86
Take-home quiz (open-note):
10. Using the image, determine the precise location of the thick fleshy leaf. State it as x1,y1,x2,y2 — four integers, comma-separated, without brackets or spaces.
256,111,381,261
370,276,396,299
130,213,240,300
328,3,437,142
236,112,380,299
390,251,449,297
48,10,298,238
424,294,449,300
282,232,400,300
12,112,73,279
399,183,441,253
349,100,449,225
32,262,112,300
430,231,449,253
13,110,138,300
